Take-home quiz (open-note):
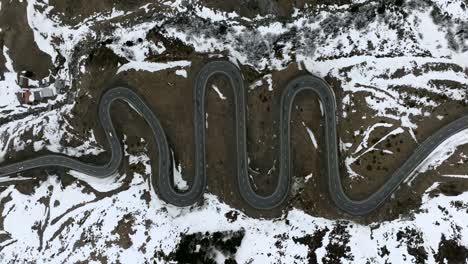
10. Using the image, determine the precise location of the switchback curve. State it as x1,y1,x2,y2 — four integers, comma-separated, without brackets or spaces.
1,60,466,216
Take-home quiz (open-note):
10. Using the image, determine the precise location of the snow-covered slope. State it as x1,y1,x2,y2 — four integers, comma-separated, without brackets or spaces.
0,0,467,263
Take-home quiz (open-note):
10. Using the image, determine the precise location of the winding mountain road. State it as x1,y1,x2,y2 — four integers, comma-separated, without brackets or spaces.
0,60,466,216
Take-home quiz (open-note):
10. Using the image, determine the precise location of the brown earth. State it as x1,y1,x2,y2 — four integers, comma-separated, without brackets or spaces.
0,30,5,80
46,0,353,23
202,0,352,18
0,0,53,79
67,42,324,218
330,62,468,222
49,0,151,18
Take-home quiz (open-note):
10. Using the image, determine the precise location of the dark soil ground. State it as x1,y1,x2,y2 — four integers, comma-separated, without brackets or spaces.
68,42,324,219
0,32,5,80
202,0,352,18
0,0,53,79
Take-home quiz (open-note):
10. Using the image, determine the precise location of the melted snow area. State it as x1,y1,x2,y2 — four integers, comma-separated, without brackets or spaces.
0,0,467,263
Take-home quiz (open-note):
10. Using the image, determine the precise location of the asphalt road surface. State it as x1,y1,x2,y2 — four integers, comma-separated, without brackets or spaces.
1,61,467,216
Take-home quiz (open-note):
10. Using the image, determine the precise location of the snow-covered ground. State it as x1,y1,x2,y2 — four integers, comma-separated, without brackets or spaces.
0,157,467,263
0,0,467,262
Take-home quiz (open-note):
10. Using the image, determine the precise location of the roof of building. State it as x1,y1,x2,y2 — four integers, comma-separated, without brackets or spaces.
40,88,54,98
33,91,42,101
